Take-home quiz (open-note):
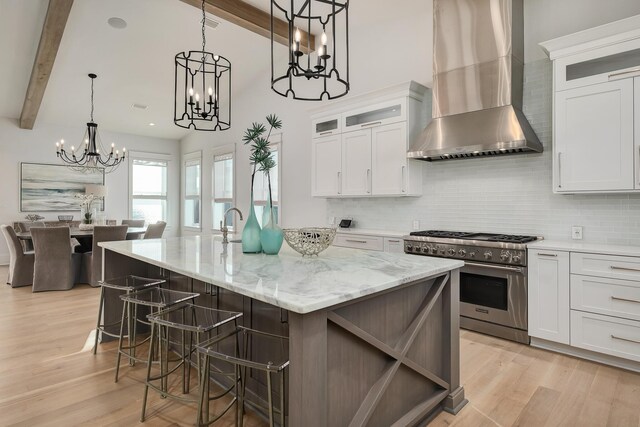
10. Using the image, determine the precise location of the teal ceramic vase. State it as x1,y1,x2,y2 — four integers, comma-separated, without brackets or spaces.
242,193,262,253
260,193,283,255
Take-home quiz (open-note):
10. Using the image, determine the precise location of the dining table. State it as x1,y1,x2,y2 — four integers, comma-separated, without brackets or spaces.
16,226,147,253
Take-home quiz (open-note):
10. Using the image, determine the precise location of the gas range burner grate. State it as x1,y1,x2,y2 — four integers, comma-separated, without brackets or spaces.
487,235,539,244
409,230,476,238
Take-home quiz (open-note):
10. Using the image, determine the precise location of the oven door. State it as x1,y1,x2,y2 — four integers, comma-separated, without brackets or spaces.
459,261,527,330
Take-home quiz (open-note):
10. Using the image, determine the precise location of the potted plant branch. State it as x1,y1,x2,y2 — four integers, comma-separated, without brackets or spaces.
241,114,283,254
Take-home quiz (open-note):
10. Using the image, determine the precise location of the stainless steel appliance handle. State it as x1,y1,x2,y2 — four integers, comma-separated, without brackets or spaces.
611,334,640,345
608,67,640,80
464,261,524,273
611,295,640,304
610,265,640,273
557,152,562,189
361,121,382,128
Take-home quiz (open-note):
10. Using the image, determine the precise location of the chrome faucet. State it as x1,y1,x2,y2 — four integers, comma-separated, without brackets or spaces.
220,207,243,244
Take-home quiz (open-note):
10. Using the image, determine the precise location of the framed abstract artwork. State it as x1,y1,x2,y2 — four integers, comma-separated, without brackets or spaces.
20,163,105,212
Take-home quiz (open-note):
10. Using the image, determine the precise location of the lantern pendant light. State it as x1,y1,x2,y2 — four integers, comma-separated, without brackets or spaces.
270,0,350,101
55,73,126,174
174,0,231,131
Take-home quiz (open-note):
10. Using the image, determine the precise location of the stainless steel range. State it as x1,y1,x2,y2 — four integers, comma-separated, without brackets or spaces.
404,231,542,344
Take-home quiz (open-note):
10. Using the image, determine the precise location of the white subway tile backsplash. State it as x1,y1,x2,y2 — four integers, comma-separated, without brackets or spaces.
327,59,640,245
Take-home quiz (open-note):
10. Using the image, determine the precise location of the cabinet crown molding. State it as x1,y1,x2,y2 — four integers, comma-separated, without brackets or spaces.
540,14,640,60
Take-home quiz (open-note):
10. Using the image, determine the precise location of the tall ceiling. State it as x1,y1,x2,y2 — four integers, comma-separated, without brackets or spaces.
0,0,280,140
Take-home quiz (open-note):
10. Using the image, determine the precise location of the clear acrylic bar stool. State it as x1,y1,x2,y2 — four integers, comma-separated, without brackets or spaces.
196,326,289,427
140,303,243,423
94,275,165,355
116,287,199,382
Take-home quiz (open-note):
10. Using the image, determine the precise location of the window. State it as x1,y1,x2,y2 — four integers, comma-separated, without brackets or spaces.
129,156,168,224
184,153,201,228
213,149,235,230
254,141,280,227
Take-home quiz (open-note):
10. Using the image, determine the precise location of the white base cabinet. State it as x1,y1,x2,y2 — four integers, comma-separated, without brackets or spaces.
528,249,571,344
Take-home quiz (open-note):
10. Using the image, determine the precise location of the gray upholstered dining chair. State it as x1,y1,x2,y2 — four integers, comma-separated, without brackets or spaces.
82,225,128,287
143,221,166,239
15,221,45,252
1,225,34,288
121,219,145,227
31,227,80,292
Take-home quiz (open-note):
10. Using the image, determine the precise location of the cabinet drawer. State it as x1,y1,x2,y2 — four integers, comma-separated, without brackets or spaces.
571,310,640,363
571,252,640,281
571,274,640,321
383,237,404,253
333,234,383,251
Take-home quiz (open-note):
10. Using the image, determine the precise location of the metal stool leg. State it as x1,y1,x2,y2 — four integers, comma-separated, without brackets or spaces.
266,371,274,427
280,369,286,427
93,286,105,355
140,321,157,422
130,299,138,366
114,300,128,383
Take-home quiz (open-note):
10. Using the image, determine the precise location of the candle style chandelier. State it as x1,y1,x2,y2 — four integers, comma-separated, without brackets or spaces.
174,0,231,131
270,0,350,101
55,73,126,174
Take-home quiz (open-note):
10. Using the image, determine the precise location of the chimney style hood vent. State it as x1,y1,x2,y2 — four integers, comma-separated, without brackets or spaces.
408,0,543,161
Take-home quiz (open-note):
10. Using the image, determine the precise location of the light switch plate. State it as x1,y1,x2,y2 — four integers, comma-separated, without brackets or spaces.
572,226,583,240
412,220,420,231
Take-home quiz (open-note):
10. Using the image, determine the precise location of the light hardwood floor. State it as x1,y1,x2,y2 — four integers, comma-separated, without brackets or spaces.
1,265,639,426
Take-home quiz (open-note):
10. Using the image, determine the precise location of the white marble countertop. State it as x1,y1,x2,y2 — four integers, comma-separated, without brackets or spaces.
100,235,463,314
335,228,408,238
527,240,640,257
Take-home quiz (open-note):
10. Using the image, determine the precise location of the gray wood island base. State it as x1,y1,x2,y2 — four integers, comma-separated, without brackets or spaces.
99,236,467,426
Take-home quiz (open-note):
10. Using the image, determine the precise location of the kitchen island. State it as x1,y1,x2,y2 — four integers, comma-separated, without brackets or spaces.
99,235,466,426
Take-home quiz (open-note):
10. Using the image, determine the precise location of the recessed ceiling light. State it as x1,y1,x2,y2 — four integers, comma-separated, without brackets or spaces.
107,17,127,29
132,103,147,110
149,123,155,126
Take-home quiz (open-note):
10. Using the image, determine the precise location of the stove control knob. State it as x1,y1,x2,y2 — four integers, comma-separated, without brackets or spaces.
500,251,511,261
458,249,466,257
484,251,493,260
512,255,521,263
469,251,476,258
438,246,445,254
447,248,456,256
421,246,428,253
406,244,413,252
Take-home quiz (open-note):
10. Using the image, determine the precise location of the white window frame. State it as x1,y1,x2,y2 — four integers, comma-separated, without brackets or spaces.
212,144,236,232
183,150,202,230
254,133,282,226
128,151,171,226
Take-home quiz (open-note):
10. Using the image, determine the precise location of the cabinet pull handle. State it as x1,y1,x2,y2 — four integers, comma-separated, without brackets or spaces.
361,121,382,128
557,152,562,189
387,239,400,243
610,265,640,273
401,165,406,193
611,334,640,345
608,67,640,80
538,253,558,257
319,131,332,136
366,168,371,194
611,295,640,304
337,171,342,195
346,239,368,244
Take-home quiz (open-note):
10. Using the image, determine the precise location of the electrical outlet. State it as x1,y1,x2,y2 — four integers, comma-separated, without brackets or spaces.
329,216,336,225
412,220,420,231
572,226,583,240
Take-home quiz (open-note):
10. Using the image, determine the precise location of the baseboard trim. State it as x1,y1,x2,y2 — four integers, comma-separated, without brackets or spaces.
531,337,640,373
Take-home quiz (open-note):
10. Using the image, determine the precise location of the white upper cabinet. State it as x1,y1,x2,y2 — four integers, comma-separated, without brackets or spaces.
312,135,342,197
341,130,372,196
541,15,640,194
554,79,634,192
310,81,427,198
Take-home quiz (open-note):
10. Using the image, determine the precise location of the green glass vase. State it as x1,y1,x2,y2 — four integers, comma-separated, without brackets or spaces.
242,193,262,253
260,189,283,255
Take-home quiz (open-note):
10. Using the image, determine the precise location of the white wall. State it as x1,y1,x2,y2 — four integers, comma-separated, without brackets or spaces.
0,117,180,264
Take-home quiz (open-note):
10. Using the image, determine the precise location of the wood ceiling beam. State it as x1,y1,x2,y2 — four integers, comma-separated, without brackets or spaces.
19,0,74,130
180,0,316,53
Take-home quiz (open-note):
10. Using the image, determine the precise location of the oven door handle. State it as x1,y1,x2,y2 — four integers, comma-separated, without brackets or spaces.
464,261,524,273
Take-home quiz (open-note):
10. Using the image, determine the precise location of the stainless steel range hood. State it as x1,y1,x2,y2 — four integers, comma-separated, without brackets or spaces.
408,0,543,161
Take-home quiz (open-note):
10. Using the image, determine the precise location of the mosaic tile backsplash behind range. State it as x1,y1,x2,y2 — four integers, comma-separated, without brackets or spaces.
327,59,640,245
